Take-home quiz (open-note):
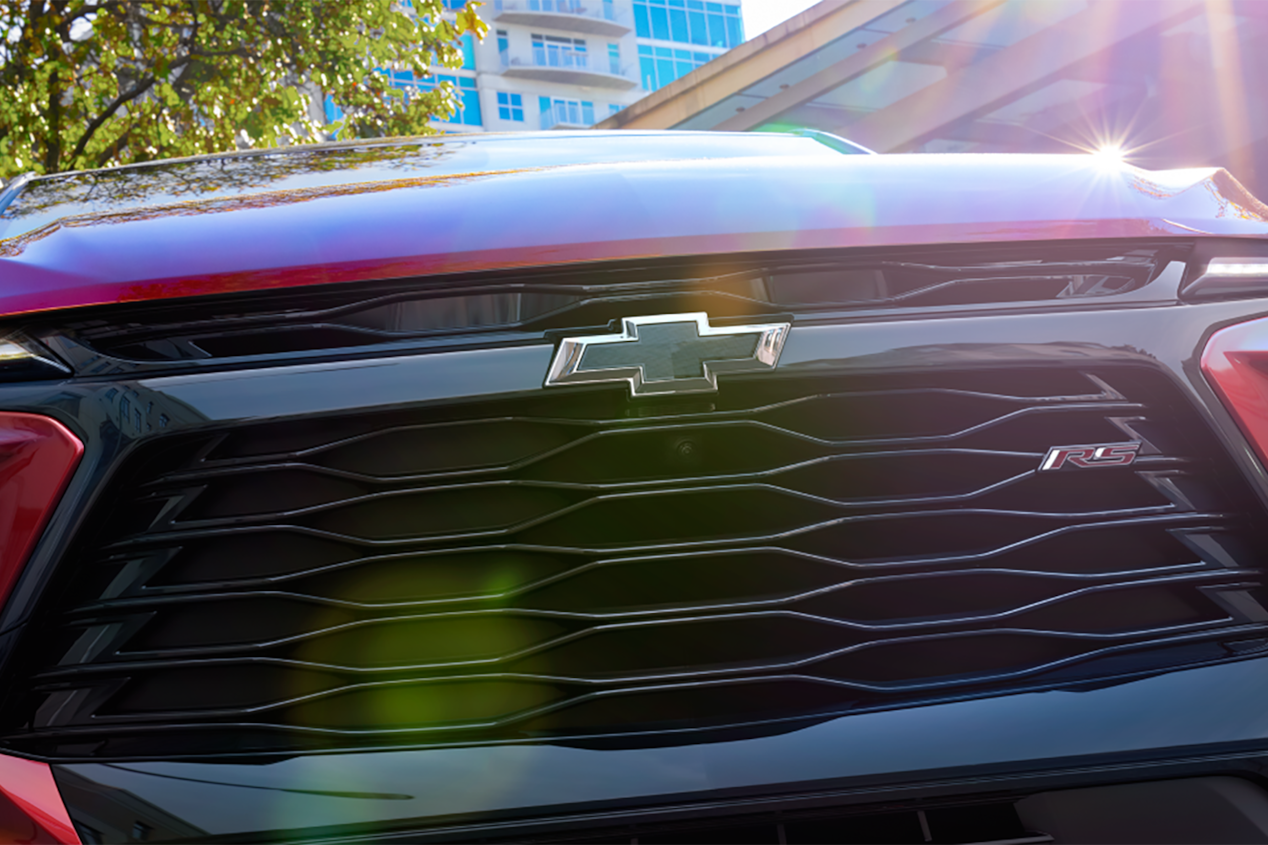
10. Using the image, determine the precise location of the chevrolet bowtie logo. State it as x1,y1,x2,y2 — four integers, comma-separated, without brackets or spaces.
545,313,791,396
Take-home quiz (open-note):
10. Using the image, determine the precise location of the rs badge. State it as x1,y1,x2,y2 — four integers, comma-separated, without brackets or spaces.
1040,442,1142,471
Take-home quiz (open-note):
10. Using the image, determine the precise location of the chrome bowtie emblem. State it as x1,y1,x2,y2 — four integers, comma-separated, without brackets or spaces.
545,313,791,396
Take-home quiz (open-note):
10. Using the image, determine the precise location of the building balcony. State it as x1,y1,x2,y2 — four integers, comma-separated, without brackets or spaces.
500,49,639,90
493,0,632,37
541,101,597,129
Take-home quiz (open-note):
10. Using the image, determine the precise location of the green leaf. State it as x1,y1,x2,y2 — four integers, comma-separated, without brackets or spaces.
0,0,488,178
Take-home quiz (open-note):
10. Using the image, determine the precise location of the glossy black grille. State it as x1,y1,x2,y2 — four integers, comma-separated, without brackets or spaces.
4,366,1267,757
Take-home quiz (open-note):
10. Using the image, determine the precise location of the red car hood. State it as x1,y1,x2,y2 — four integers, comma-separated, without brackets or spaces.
1,134,1266,318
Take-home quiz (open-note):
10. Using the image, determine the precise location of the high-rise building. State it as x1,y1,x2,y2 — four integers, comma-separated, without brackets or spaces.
326,0,745,133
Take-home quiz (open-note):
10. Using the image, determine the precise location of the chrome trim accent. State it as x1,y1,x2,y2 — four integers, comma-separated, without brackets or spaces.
0,171,36,218
545,312,790,396
1182,257,1268,300
0,333,71,375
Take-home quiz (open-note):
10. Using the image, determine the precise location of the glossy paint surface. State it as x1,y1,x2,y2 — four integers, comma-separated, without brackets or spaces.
1202,314,1268,470
0,132,846,240
49,655,1268,839
0,414,84,610
1,133,1267,318
0,753,80,843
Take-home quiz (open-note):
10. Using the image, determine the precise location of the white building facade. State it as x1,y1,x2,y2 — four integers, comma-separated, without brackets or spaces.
342,0,745,133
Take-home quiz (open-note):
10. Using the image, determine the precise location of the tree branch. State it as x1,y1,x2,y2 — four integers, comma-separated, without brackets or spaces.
94,121,133,168
67,71,161,167
43,67,62,171
66,0,202,169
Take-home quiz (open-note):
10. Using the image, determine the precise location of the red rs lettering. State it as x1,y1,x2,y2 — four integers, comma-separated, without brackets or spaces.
1040,442,1141,471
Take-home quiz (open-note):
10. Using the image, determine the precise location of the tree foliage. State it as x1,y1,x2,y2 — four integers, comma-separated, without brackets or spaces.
0,0,488,181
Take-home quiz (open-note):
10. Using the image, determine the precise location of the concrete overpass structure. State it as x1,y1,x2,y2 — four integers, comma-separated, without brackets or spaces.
598,0,1268,195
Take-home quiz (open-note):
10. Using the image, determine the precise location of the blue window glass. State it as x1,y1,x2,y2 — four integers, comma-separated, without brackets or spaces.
497,29,508,55
669,6,689,41
378,66,415,101
638,0,741,47
323,95,343,123
443,0,467,8
650,4,670,40
539,95,551,115
376,66,485,125
460,32,476,69
608,43,621,74
688,9,708,44
634,3,650,37
637,42,713,89
656,54,675,86
706,11,725,46
674,48,693,80
497,92,524,121
532,33,587,68
426,74,481,126
460,80,481,126
540,97,596,128
639,51,656,89
725,11,740,46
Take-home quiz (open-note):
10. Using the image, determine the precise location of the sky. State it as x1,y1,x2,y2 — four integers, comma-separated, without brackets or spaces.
742,0,825,40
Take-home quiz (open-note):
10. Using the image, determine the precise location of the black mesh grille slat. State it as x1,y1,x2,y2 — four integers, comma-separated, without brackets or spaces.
5,365,1268,758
